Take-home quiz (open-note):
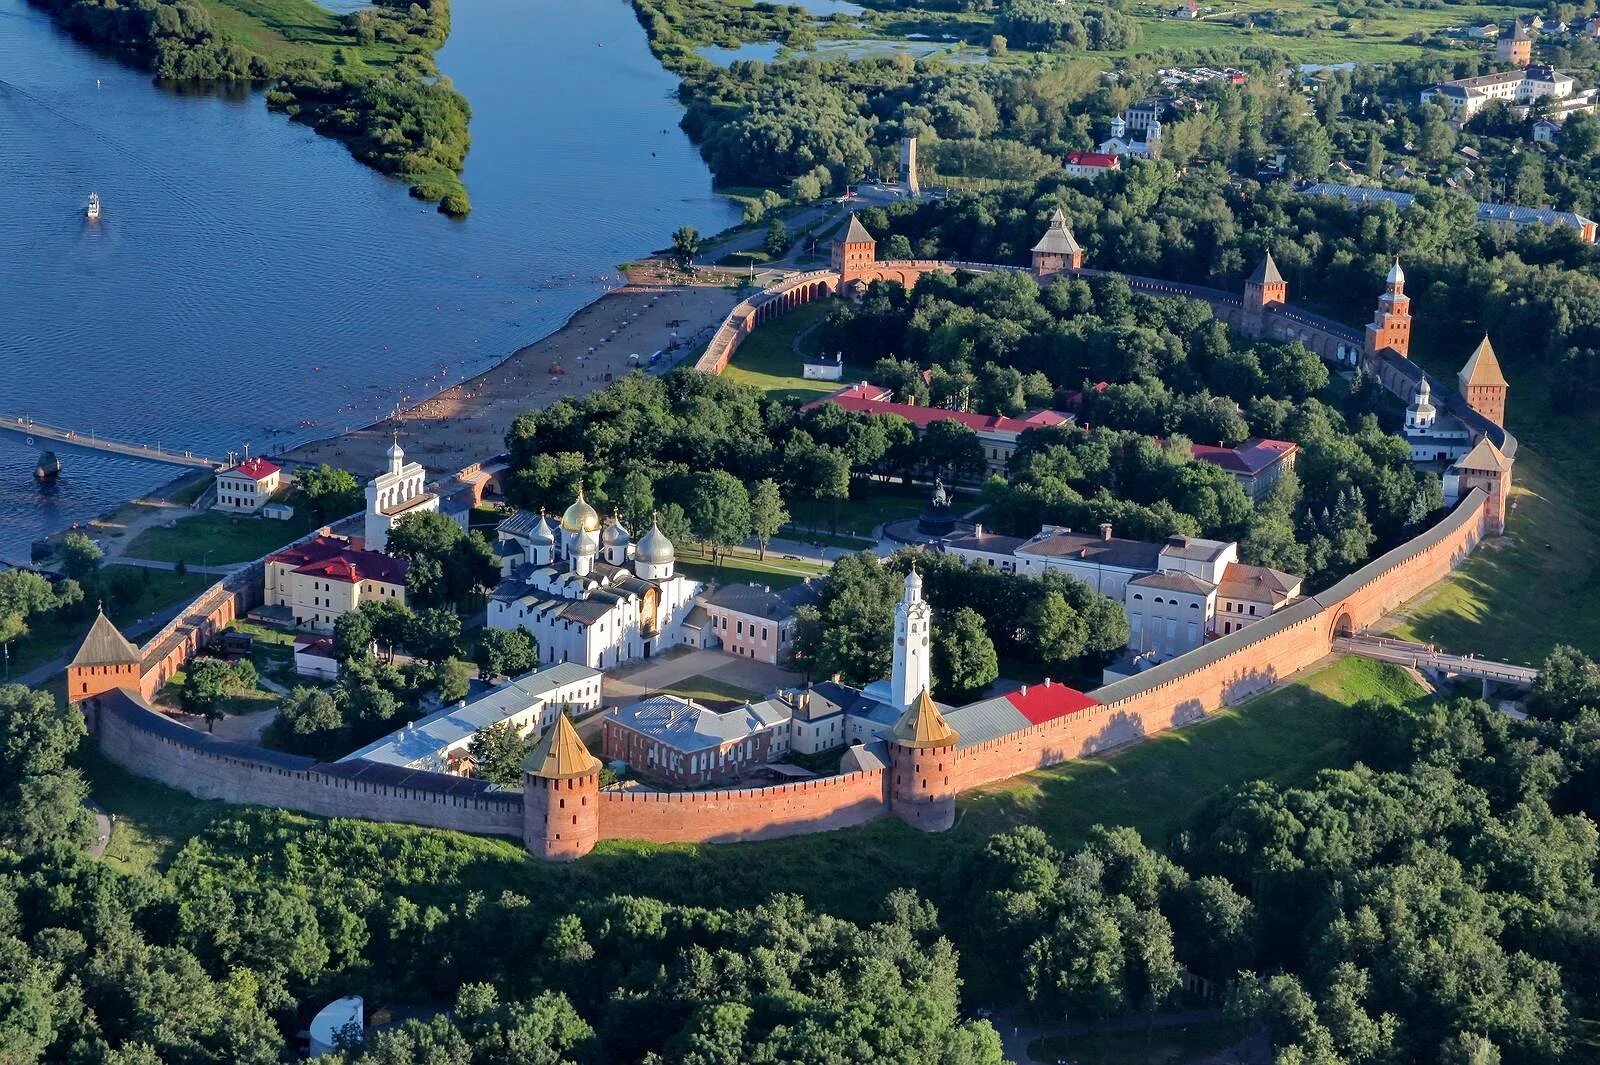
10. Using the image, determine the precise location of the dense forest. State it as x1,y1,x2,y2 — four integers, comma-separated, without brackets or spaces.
5,643,1600,1061
28,0,473,212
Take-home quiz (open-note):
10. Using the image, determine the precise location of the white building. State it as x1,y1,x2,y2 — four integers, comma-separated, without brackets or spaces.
487,497,701,670
364,436,438,554
803,352,845,381
1403,378,1473,463
213,457,281,514
293,635,340,680
264,535,408,633
1421,65,1576,117
947,525,1302,658
341,662,604,774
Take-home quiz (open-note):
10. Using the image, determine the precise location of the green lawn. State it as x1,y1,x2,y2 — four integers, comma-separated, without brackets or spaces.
1391,362,1600,665
655,673,764,707
722,300,860,403
78,746,238,873
957,656,1422,845
789,485,931,537
1027,1020,1251,1065
194,0,409,67
677,549,828,591
6,567,215,681
124,505,316,566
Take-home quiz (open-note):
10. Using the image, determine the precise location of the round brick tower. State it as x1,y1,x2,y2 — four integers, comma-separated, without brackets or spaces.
886,688,960,832
521,712,602,861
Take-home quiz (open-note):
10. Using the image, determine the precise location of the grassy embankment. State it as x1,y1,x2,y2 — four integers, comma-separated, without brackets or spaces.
1391,360,1600,664
84,656,1419,913
123,505,317,566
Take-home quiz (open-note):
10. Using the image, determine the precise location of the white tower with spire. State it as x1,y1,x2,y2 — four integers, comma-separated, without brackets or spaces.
364,432,438,553
890,567,933,711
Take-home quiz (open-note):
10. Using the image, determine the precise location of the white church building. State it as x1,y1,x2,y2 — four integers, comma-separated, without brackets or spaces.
364,436,438,554
486,494,701,670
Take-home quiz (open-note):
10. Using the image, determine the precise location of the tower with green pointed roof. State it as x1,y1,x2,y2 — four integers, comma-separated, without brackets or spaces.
521,712,602,861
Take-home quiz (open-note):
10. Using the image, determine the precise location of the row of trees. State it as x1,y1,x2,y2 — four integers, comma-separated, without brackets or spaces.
822,265,1431,586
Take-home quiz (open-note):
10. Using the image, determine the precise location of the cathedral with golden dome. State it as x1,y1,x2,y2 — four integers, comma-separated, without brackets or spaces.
486,490,702,670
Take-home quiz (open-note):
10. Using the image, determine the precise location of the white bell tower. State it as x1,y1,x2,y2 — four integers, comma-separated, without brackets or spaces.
890,567,932,711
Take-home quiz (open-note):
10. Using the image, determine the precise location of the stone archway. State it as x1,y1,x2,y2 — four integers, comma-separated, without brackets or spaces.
1331,609,1356,638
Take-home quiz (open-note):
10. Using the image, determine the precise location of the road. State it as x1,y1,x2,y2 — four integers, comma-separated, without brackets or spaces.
1334,634,1539,686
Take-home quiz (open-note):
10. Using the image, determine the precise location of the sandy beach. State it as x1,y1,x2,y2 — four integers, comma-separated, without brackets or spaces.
280,273,743,478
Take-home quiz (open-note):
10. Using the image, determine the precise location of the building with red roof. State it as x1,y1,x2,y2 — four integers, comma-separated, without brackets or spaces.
1189,438,1298,501
214,456,283,514
1063,150,1122,178
265,534,408,632
811,384,1075,475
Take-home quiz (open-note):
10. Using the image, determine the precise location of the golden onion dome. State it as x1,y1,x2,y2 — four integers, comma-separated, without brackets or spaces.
560,489,601,534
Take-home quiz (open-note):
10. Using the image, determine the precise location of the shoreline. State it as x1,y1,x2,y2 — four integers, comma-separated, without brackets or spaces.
275,271,744,479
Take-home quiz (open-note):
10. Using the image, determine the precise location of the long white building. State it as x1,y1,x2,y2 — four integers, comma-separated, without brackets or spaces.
943,524,1300,659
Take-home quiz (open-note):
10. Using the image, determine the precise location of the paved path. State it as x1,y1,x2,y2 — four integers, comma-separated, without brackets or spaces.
112,556,245,576
86,800,112,860
1335,634,1538,686
0,414,215,468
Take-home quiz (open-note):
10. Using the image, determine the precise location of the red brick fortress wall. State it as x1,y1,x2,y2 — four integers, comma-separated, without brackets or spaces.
598,769,889,844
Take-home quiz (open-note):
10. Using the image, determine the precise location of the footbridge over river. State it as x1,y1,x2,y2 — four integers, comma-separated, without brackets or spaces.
0,415,217,469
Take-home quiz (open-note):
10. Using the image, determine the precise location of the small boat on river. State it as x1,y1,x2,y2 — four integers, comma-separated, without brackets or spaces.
86,193,101,220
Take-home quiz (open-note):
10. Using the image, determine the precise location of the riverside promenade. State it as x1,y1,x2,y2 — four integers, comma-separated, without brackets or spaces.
0,415,216,469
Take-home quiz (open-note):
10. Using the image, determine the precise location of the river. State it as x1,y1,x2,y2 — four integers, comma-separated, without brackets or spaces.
0,0,740,561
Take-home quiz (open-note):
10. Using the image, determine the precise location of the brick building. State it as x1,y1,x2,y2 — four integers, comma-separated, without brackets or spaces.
694,579,820,664
603,694,792,786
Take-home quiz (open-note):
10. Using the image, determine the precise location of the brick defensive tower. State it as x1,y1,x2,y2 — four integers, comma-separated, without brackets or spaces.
1458,335,1509,429
66,609,142,710
832,215,877,287
522,713,601,861
1363,257,1411,360
886,689,960,832
1031,208,1084,278
1241,252,1287,337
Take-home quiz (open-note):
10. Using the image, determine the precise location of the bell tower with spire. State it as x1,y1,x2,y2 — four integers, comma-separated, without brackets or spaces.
889,567,932,711
1363,258,1412,361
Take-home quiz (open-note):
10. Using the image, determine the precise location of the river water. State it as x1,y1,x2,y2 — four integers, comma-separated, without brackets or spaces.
0,0,740,561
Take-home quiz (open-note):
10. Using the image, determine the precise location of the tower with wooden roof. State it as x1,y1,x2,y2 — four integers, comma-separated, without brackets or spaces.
1363,258,1412,361
1031,208,1083,277
831,215,877,287
1447,437,1513,534
886,688,960,831
1241,252,1287,337
1497,20,1532,65
521,712,602,860
67,608,143,710
1458,335,1508,428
